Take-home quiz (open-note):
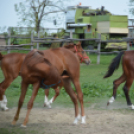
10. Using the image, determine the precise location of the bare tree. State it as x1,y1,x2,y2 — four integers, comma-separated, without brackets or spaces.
14,0,71,33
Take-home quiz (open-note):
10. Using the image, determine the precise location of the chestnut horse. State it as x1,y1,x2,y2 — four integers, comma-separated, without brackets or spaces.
12,48,85,127
104,50,134,109
44,42,90,108
0,42,90,110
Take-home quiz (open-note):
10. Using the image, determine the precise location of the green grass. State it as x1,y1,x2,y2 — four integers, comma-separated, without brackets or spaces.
1,50,134,133
1,51,134,109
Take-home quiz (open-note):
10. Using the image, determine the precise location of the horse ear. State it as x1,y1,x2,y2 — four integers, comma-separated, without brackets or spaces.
76,41,81,46
69,43,75,48
64,43,74,48
64,44,70,48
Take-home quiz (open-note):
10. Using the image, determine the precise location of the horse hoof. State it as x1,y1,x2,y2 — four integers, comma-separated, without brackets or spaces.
73,121,78,125
20,124,27,128
81,116,86,124
81,121,86,124
107,102,110,106
128,104,134,110
1,107,9,111
47,105,51,109
107,96,115,106
44,103,51,109
11,121,16,126
4,107,9,111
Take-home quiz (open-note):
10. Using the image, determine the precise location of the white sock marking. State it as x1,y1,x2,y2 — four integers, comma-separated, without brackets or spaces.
0,95,9,111
49,97,54,104
128,104,134,110
20,124,27,128
81,116,86,124
73,114,81,124
44,95,51,108
108,96,115,104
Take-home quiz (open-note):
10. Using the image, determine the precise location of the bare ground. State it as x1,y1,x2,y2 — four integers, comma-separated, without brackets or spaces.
0,105,134,134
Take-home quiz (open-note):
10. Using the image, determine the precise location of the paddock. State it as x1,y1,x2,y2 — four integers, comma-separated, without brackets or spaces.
1,103,134,134
1,60,134,133
0,41,134,133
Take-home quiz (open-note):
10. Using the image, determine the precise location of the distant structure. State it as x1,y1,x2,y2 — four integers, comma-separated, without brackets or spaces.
128,19,134,37
0,35,6,45
64,6,128,50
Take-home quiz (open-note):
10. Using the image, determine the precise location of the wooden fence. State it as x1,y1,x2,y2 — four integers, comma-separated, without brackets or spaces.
0,30,134,64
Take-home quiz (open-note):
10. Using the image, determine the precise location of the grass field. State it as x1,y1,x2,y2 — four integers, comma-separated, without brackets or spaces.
1,49,134,109
1,49,134,134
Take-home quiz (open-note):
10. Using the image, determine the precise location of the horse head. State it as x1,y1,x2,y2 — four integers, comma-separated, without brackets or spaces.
64,42,90,65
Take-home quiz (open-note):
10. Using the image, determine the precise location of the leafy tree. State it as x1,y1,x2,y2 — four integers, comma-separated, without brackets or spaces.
14,0,71,33
129,0,134,15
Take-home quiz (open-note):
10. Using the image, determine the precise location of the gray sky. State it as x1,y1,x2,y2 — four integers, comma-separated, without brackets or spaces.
0,0,132,30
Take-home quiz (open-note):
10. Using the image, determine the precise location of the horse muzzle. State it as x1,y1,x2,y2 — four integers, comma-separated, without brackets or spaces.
84,59,90,65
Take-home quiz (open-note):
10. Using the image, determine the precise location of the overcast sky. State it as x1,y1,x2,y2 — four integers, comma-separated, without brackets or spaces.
0,0,132,31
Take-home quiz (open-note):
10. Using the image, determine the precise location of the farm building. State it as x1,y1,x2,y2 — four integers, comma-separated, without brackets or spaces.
65,6,128,50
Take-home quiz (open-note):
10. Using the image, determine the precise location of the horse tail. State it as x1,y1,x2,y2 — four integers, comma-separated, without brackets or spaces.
0,52,4,60
103,51,124,78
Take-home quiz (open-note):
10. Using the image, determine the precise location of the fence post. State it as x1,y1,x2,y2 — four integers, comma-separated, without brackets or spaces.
127,33,130,50
97,34,101,64
70,30,73,38
127,42,130,50
7,28,11,53
31,33,34,50
37,31,40,49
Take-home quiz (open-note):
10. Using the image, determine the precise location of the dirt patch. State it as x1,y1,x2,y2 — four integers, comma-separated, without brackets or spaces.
0,106,134,134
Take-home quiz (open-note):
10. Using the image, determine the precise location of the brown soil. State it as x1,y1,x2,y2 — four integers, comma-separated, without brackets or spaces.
0,107,134,134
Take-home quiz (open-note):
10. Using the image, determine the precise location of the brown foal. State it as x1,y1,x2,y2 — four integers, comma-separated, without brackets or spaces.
0,42,90,110
12,48,86,127
44,42,90,108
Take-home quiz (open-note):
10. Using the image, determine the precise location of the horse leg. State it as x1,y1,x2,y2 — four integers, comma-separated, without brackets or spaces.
21,82,40,127
63,78,80,124
12,81,28,125
107,74,126,106
44,88,60,108
72,78,85,124
0,95,8,111
123,78,134,109
49,87,60,104
44,89,51,108
0,77,14,111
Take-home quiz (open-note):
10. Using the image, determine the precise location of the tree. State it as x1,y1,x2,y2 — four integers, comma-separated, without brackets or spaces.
14,0,71,33
129,0,134,15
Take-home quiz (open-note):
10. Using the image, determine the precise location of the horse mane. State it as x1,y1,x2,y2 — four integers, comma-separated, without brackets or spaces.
63,42,82,49
76,41,81,46
63,43,74,49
